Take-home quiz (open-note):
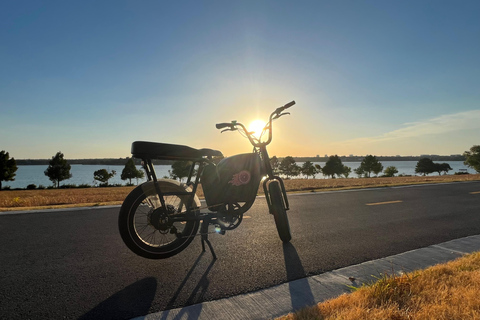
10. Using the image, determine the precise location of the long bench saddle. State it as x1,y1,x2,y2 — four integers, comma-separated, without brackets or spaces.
131,141,223,161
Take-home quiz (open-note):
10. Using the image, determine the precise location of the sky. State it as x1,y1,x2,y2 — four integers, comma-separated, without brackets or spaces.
1,0,479,159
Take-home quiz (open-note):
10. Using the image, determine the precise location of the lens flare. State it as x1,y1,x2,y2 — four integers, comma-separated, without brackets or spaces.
248,119,267,138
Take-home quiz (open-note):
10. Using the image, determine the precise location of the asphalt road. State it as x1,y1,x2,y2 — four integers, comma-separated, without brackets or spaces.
1,181,480,319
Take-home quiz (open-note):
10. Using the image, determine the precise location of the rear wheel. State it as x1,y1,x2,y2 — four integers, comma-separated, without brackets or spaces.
268,181,291,242
118,180,200,259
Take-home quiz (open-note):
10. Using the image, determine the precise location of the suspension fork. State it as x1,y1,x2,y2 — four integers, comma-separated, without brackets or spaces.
259,146,290,210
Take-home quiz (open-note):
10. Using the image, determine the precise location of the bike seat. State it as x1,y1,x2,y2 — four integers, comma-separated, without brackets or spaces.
131,141,223,160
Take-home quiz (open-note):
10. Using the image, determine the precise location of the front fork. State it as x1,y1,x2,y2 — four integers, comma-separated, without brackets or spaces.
263,177,290,211
258,145,289,212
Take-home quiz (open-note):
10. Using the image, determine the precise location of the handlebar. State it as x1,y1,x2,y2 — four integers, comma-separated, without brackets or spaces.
216,100,295,147
215,123,234,130
275,100,295,114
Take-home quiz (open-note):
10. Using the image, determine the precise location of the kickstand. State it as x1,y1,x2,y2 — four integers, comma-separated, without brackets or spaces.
200,218,217,260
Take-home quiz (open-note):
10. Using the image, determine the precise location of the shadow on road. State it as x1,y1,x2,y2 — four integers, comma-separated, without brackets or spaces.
79,277,157,320
160,251,216,320
283,242,315,312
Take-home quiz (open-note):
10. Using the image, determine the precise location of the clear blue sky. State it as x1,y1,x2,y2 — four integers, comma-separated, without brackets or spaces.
1,0,479,159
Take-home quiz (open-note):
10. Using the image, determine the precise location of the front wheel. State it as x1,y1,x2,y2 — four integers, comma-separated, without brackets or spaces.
118,180,200,259
268,181,291,242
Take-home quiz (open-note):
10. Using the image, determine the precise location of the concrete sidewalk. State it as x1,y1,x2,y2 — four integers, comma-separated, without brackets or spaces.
133,234,480,320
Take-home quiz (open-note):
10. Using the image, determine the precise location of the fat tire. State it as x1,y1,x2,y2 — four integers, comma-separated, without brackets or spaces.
118,180,200,259
269,181,292,242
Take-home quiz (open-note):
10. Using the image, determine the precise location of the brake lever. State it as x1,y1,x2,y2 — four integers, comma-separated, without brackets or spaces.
273,112,290,120
220,128,237,133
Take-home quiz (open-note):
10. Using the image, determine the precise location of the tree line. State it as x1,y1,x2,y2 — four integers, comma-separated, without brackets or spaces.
269,154,470,179
1,151,144,189
1,145,480,189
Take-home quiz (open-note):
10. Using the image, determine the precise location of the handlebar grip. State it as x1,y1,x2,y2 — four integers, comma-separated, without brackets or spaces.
216,123,232,130
275,100,296,114
283,100,296,109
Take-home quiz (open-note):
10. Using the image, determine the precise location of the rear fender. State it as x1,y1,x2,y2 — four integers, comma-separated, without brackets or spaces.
140,179,201,209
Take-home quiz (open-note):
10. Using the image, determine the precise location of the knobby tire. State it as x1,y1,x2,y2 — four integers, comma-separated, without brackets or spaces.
118,180,200,259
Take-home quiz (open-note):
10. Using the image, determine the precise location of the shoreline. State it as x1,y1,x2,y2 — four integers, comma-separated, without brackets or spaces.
1,174,480,212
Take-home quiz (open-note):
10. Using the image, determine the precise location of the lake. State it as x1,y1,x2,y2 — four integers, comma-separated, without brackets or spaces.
2,161,474,189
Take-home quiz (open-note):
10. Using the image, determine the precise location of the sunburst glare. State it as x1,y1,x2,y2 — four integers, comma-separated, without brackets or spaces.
248,119,267,139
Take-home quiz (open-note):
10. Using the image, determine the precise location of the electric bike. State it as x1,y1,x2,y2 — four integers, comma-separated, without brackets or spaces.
118,101,295,259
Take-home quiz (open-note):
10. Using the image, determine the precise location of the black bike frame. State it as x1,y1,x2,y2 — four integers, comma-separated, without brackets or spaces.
141,157,211,217
140,100,295,216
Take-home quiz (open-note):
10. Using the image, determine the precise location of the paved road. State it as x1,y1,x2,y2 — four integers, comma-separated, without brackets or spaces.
1,181,480,319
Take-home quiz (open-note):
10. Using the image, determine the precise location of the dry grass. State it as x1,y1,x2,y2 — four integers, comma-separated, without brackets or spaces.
278,252,480,320
281,174,480,193
1,174,479,211
0,187,134,210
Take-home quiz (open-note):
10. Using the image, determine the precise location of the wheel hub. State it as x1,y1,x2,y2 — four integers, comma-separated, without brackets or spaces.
149,205,176,232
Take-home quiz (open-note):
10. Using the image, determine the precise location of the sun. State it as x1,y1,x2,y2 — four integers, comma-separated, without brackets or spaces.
248,119,267,137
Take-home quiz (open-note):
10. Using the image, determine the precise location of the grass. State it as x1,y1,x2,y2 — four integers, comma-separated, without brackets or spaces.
277,251,480,320
1,174,479,211
0,187,132,210
281,174,480,193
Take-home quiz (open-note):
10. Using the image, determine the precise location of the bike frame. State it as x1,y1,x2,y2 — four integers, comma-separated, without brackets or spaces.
140,101,295,217
141,157,215,214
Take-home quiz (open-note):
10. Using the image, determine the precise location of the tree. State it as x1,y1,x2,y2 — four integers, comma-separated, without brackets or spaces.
354,166,365,178
44,152,72,188
121,158,145,185
342,166,352,178
270,156,280,175
415,158,435,176
314,164,322,178
0,150,18,190
356,155,383,178
464,145,480,173
301,161,318,179
279,156,301,178
322,155,347,179
384,166,399,177
354,166,363,178
169,161,193,182
94,169,116,186
434,163,452,175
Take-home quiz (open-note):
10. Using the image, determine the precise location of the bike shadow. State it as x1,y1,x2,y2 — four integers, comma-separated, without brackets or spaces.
160,251,216,320
283,242,316,312
79,277,157,320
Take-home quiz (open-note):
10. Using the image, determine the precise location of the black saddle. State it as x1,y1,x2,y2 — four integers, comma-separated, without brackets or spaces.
131,141,223,161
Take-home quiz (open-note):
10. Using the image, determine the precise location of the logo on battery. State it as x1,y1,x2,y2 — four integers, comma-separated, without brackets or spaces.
229,170,251,186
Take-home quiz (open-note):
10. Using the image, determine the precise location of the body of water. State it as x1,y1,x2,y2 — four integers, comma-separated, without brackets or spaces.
2,161,474,189
3,164,170,189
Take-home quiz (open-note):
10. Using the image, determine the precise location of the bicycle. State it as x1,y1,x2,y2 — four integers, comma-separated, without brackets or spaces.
118,101,295,259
